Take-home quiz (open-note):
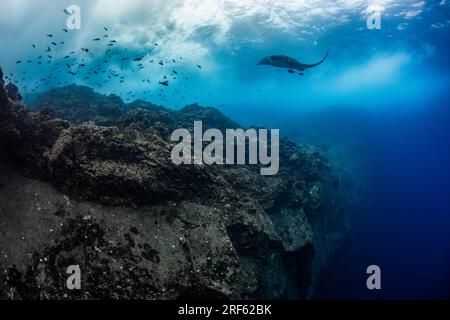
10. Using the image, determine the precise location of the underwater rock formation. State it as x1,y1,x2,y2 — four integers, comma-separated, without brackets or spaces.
5,83,22,102
0,79,356,299
0,68,7,106
31,86,240,138
31,84,125,126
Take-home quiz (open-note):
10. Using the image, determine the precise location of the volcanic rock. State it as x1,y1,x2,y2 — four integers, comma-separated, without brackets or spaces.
0,75,357,299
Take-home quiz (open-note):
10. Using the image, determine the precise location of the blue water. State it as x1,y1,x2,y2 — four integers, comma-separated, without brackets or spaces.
1,0,449,298
313,95,450,299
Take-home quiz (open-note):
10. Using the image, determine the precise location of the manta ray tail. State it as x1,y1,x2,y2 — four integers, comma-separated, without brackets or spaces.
302,49,329,68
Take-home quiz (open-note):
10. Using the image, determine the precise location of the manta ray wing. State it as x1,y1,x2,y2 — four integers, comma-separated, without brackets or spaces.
296,50,329,69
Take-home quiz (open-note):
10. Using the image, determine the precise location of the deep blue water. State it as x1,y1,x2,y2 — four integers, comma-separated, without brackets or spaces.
1,0,449,299
312,95,450,299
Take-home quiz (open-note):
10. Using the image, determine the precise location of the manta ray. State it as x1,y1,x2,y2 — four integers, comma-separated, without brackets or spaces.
257,50,329,74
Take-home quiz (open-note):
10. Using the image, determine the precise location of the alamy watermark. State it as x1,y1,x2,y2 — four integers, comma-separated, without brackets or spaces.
170,121,280,176
65,5,81,30
366,265,382,290
366,4,383,30
66,265,81,290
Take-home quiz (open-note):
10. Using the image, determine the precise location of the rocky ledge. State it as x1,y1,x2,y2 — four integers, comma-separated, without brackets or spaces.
0,67,357,299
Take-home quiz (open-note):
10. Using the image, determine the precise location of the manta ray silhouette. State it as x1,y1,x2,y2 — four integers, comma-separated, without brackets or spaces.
257,50,329,73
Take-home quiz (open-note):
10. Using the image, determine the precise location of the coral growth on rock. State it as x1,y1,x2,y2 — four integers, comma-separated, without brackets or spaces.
0,70,357,299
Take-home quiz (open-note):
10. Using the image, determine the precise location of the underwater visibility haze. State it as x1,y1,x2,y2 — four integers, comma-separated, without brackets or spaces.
0,0,449,300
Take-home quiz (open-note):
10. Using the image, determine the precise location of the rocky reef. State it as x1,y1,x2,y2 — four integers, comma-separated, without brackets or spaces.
0,68,357,299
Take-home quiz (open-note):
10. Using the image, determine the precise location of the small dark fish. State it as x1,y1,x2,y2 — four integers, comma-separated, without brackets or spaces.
299,73,304,76
46,47,51,52
197,65,202,69
32,44,36,48
79,64,86,67
288,69,295,73
110,40,117,43
133,57,143,61
16,60,22,64
172,70,178,75
51,42,57,46
158,60,164,66
159,80,169,86
47,34,53,37
64,56,70,59
63,28,68,33
104,27,109,31
93,38,100,41
63,8,70,14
